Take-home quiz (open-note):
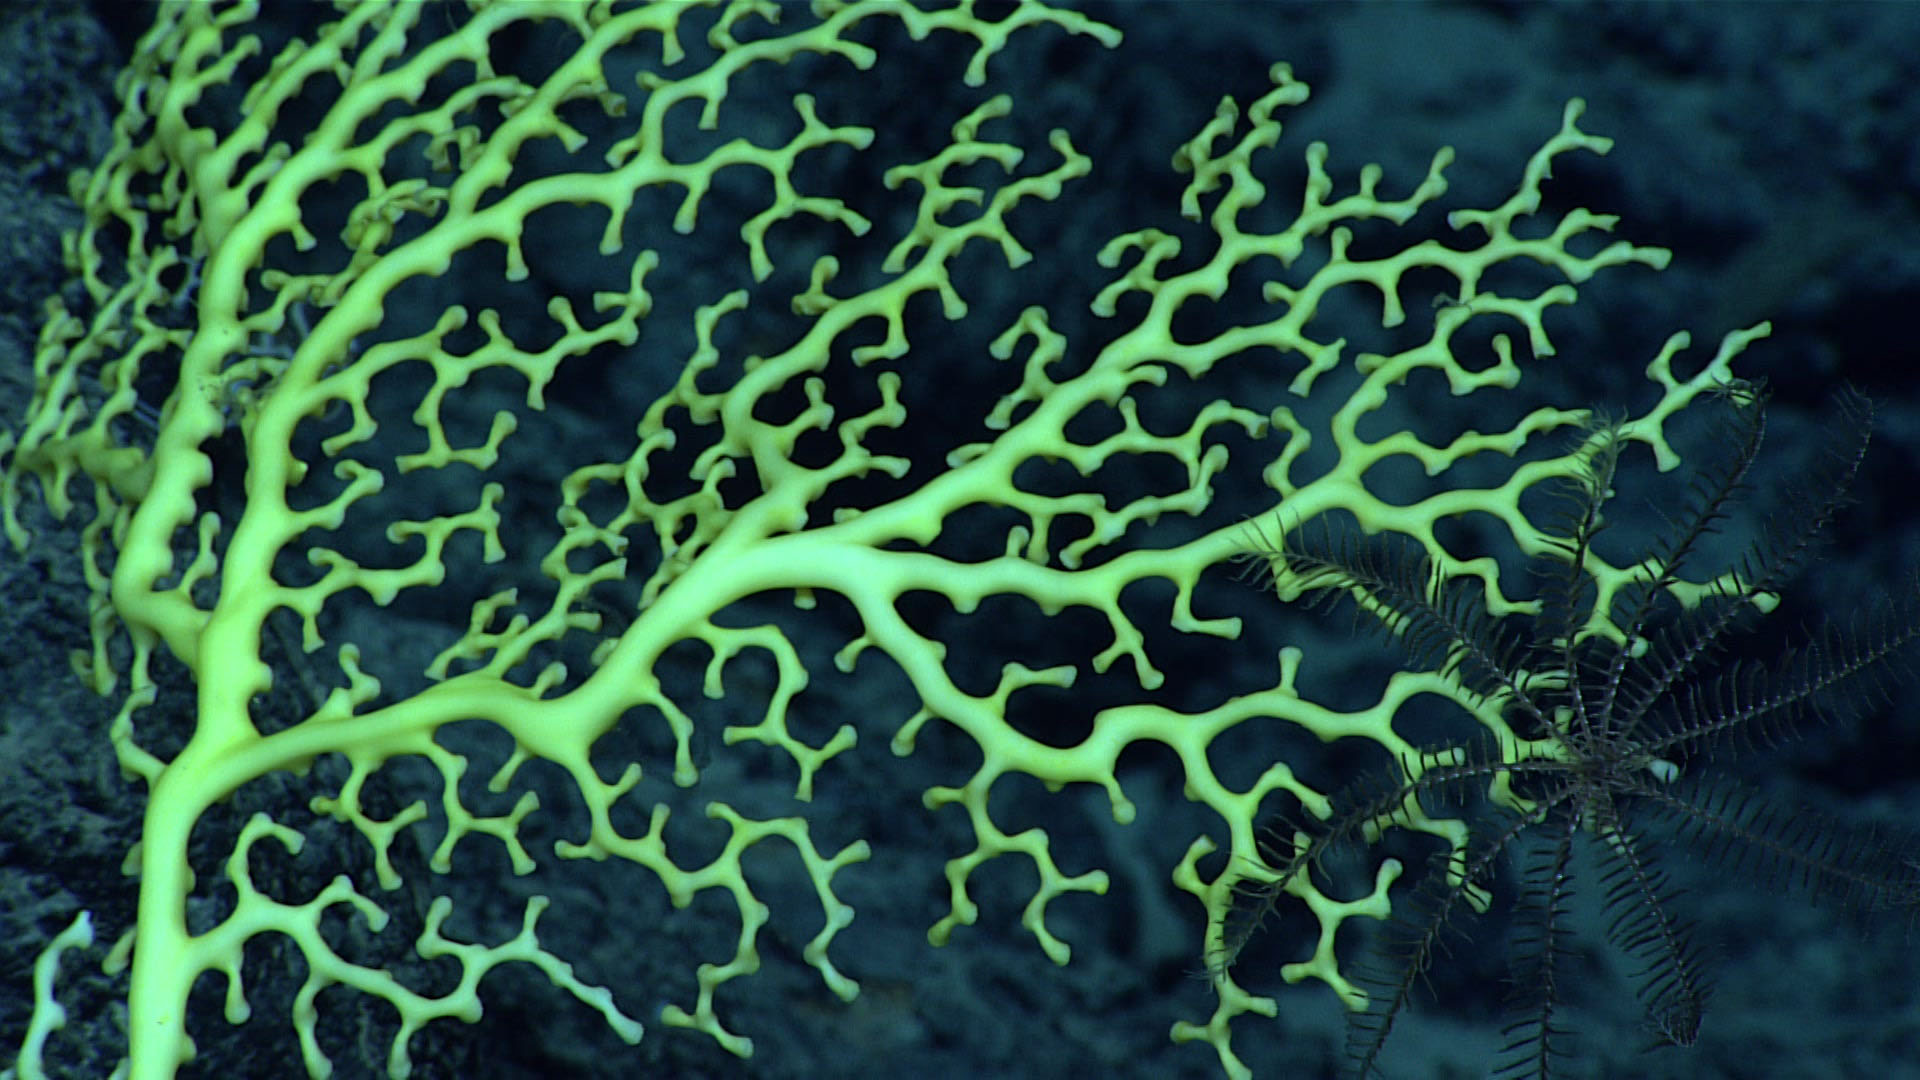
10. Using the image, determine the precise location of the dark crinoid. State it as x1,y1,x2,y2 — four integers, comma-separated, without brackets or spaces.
1222,384,1920,1078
